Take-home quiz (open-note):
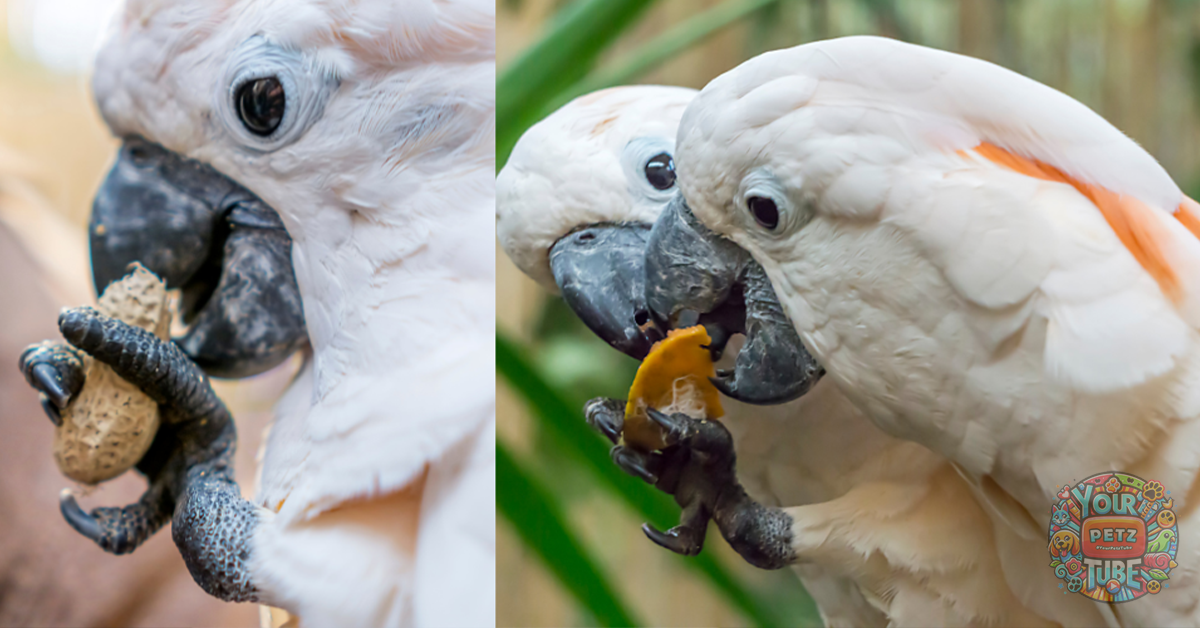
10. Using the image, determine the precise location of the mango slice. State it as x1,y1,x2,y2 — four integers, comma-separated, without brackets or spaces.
623,325,724,451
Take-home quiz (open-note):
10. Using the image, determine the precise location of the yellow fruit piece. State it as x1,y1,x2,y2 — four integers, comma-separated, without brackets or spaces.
623,325,724,451
54,263,171,485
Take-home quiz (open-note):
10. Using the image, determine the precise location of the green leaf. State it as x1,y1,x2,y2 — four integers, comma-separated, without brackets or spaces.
1149,568,1170,581
497,0,784,169
498,442,640,627
497,331,677,524
498,0,661,167
542,0,780,116
497,331,817,627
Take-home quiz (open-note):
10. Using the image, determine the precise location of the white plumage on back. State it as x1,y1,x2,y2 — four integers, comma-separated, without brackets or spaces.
676,35,1200,624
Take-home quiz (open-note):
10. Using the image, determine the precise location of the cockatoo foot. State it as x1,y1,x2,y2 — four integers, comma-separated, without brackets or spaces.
601,406,796,570
584,397,626,443
650,409,797,569
642,522,706,555
173,466,261,603
22,307,261,600
19,341,86,426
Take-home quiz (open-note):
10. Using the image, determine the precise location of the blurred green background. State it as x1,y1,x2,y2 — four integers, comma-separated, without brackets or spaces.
496,0,1200,626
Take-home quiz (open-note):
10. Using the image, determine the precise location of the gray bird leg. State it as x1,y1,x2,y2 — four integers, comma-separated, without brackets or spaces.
27,307,262,602
645,407,796,570
172,460,260,602
584,397,796,570
585,397,711,551
59,466,174,555
19,341,86,426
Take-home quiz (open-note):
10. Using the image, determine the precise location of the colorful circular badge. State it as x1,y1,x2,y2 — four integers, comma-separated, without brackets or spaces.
1049,471,1178,602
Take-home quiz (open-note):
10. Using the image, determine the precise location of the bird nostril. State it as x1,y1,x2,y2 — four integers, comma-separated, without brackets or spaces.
129,145,152,167
634,309,650,326
576,231,595,243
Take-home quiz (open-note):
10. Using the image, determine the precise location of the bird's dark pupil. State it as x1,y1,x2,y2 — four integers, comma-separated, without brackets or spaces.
749,196,779,229
236,77,285,136
644,152,676,190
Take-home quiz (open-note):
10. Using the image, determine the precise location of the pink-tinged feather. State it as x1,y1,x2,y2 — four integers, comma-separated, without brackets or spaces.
971,142,1183,303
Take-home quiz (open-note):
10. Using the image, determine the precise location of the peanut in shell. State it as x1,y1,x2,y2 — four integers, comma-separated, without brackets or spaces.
53,263,172,484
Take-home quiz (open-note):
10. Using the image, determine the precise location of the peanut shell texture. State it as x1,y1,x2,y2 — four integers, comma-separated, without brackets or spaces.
53,263,172,484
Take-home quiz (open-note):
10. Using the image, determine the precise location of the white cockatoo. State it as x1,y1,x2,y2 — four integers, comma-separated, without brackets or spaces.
497,86,1069,627
18,1,495,626
643,35,1200,625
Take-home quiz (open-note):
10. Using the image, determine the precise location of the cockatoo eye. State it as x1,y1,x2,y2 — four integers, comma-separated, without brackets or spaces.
236,77,285,136
748,196,779,230
644,152,676,190
219,36,335,151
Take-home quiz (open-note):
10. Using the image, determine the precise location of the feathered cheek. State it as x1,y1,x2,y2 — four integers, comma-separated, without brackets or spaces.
387,103,481,165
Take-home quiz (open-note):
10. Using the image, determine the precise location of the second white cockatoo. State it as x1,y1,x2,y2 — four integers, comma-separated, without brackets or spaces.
497,86,1075,626
643,35,1200,625
18,0,495,625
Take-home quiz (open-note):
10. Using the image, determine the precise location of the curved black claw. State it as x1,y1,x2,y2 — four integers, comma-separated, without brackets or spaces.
32,363,69,407
40,397,62,427
645,407,696,447
59,479,174,556
611,445,662,484
59,491,103,541
584,397,626,444
643,522,704,556
19,341,86,410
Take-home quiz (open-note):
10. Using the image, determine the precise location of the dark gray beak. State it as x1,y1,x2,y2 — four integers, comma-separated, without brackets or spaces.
90,137,307,378
644,195,821,405
550,223,662,360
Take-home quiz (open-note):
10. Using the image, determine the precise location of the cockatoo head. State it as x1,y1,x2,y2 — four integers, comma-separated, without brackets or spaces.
90,0,494,385
499,86,822,399
497,85,694,359
638,41,894,404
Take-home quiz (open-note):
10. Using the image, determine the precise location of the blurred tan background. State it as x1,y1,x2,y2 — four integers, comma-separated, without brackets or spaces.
0,1,288,626
497,0,1200,626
